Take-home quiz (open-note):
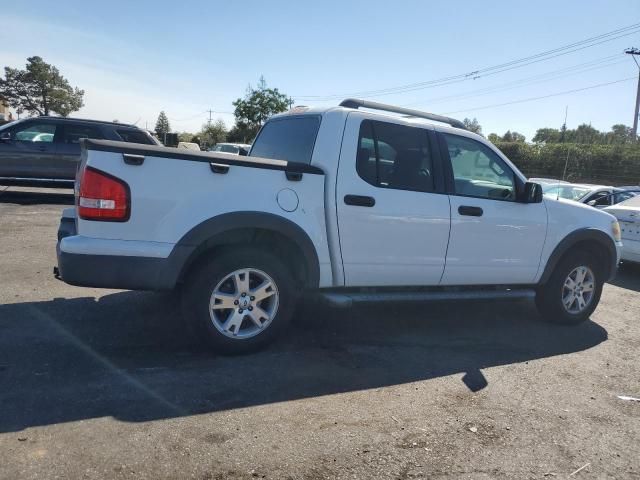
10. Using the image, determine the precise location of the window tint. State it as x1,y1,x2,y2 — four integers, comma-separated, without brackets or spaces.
63,124,103,143
117,129,154,144
13,122,56,143
356,120,434,193
250,116,320,164
443,133,515,201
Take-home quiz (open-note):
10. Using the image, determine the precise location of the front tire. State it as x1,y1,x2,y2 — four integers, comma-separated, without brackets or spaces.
535,251,604,325
181,248,296,354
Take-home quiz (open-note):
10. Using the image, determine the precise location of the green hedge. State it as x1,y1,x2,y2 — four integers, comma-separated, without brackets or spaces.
493,142,640,186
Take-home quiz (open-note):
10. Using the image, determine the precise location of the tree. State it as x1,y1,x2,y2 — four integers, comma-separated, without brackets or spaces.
199,119,227,148
0,56,84,116
462,117,482,135
232,76,292,141
532,128,561,144
501,130,514,142
154,111,171,143
488,133,500,143
606,124,634,145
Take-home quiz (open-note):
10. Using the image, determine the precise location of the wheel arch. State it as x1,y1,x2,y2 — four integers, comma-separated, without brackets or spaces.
538,228,617,285
169,211,321,289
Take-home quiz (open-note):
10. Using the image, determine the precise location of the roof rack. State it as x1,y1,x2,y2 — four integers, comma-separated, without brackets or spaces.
339,98,466,130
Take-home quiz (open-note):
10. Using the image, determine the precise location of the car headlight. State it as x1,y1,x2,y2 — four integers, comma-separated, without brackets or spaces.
611,220,622,242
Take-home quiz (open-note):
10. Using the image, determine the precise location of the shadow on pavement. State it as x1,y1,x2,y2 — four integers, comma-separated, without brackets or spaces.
0,292,607,432
610,262,640,293
0,188,74,205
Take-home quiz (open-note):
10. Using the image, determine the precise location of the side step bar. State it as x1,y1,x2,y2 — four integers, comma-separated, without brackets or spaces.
319,289,535,308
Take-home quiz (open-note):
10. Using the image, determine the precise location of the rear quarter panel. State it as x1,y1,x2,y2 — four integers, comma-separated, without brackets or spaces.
78,151,333,286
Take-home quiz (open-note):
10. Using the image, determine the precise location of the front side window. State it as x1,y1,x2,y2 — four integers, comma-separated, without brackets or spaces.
63,124,103,144
250,116,320,164
357,120,434,193
443,133,515,201
13,122,56,143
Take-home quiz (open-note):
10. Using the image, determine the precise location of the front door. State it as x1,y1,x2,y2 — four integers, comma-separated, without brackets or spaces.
0,120,60,179
336,114,451,287
439,132,547,285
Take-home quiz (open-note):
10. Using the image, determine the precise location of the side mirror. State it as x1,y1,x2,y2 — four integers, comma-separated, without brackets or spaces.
0,131,12,142
587,200,597,206
238,147,249,156
521,181,543,203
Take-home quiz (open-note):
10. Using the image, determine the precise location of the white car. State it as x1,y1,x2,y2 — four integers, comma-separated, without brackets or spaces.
55,98,622,354
209,143,251,155
605,195,640,263
542,183,635,208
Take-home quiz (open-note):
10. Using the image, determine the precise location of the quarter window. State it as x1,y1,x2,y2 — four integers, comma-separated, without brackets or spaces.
63,124,103,143
13,122,56,143
443,133,515,201
357,120,434,193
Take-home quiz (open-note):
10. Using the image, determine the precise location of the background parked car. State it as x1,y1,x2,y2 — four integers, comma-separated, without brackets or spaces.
177,141,201,151
541,182,637,208
0,116,159,186
604,194,640,264
528,177,570,185
208,142,251,155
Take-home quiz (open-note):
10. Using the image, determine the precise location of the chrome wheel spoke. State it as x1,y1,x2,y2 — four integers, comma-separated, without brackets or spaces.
582,281,594,293
251,280,276,302
575,267,587,284
249,305,270,328
576,294,586,311
563,292,576,309
221,310,245,335
234,270,250,294
211,292,237,310
564,277,576,289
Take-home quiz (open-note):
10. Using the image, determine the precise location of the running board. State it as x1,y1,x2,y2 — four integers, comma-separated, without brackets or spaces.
319,289,535,308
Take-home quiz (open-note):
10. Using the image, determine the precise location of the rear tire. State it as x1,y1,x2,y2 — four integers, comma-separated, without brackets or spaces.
535,251,603,325
181,248,296,354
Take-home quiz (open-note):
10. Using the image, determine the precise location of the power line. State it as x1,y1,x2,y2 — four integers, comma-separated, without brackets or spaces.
441,76,636,115
401,55,626,107
293,23,640,100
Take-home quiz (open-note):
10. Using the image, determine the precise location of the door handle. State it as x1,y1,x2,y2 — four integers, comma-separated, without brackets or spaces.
344,194,375,207
458,205,483,217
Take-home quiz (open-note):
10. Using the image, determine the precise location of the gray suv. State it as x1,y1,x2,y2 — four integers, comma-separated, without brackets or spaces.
0,117,158,186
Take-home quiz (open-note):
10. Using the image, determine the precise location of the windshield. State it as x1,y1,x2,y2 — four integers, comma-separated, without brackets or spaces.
250,115,320,164
542,184,591,201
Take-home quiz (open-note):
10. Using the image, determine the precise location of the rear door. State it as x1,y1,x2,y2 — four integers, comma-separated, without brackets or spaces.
336,113,451,287
0,120,60,179
439,131,547,285
56,122,106,179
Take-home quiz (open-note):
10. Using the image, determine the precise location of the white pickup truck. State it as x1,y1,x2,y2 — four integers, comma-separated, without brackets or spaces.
55,99,622,353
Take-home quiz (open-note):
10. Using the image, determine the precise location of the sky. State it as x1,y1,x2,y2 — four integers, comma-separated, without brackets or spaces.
1,0,639,140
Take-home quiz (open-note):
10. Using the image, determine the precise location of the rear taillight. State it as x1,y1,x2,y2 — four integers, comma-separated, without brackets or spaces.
78,167,130,221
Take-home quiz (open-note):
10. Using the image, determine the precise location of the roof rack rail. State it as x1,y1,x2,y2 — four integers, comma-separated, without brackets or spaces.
339,98,466,130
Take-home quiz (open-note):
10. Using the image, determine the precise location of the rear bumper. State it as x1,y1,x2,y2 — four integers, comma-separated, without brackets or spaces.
56,244,179,290
56,216,191,290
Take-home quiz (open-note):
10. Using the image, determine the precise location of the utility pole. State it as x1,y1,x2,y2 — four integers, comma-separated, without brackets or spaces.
206,109,214,125
625,48,640,141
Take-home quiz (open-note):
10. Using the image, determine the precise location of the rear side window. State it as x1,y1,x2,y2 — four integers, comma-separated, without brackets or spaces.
357,120,434,193
63,124,103,143
117,129,154,144
250,116,320,164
